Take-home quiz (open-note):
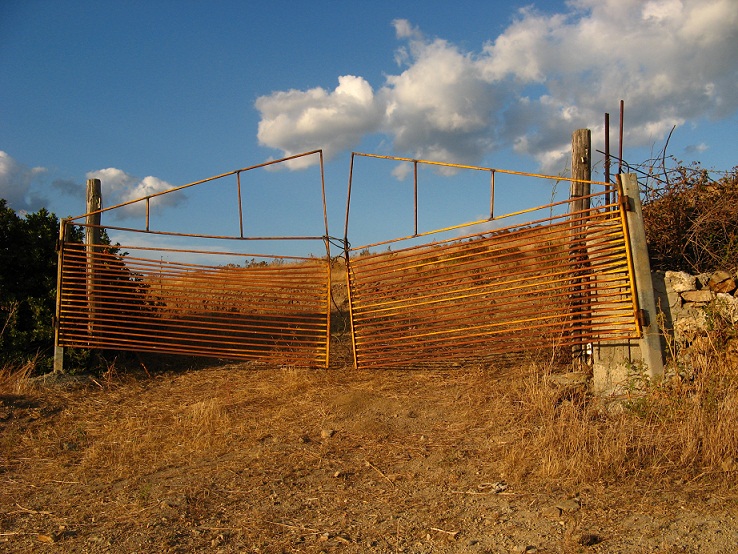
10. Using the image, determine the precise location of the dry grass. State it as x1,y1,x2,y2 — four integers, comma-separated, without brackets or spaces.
0,359,36,396
2,342,737,488
1,331,737,551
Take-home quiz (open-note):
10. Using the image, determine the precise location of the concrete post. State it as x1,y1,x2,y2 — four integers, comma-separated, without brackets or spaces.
53,220,71,374
592,174,664,393
620,174,664,381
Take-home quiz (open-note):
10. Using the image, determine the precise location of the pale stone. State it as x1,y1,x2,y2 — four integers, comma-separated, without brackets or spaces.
549,372,589,387
556,498,581,513
696,273,711,288
665,271,697,293
681,290,713,303
715,293,738,323
709,271,737,294
673,312,708,343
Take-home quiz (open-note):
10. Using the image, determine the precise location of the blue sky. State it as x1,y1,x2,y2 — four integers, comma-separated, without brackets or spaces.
1,0,737,258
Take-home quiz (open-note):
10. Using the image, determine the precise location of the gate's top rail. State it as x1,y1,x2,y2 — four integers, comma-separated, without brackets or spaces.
66,150,330,244
345,152,614,253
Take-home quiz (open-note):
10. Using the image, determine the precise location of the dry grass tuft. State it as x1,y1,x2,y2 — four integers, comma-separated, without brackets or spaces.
0,358,36,396
487,329,738,488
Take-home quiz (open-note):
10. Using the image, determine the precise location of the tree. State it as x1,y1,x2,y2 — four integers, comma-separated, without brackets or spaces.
0,200,83,368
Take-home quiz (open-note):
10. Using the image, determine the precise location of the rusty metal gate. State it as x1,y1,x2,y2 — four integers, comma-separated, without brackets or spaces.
56,150,641,370
55,151,332,368
343,153,640,369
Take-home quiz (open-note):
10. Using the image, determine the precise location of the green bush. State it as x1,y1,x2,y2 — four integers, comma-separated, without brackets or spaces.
1,200,69,368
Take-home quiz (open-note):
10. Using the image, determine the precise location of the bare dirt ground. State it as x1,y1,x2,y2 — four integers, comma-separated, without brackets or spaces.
1,354,737,553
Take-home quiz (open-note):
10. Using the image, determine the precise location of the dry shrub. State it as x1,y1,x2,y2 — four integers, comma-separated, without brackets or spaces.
642,163,738,273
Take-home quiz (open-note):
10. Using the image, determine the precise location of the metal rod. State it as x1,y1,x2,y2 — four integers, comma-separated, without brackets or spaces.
237,171,244,238
68,149,324,222
320,150,332,368
615,175,641,335
413,160,418,236
618,100,624,175
604,112,611,207
490,170,495,219
344,152,355,246
74,223,325,243
320,150,330,245
352,151,609,184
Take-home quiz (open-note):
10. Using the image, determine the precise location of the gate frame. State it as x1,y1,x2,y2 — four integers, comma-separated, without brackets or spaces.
342,152,648,370
54,150,332,372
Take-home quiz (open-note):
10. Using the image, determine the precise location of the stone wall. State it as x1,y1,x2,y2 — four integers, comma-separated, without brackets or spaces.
593,269,737,395
654,269,738,348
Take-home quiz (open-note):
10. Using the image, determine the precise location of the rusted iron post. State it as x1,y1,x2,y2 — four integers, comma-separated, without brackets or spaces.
618,100,624,175
86,178,102,339
604,112,611,206
489,170,495,219
413,160,418,236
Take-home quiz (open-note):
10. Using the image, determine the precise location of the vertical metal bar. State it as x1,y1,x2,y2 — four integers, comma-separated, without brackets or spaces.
236,171,244,238
618,100,624,175
319,150,331,369
343,153,357,368
344,153,355,247
345,256,359,369
604,112,611,207
489,170,495,219
323,238,332,369
413,160,418,236
146,198,150,232
319,150,330,244
615,175,641,336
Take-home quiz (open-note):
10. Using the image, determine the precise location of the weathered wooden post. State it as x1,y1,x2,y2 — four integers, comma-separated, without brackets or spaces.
571,129,591,212
570,129,592,367
86,179,102,340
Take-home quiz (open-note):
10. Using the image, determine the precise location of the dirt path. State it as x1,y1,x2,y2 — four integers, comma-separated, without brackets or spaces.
1,363,737,553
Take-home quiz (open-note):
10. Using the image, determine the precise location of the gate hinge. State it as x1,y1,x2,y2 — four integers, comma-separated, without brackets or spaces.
620,195,634,212
637,309,649,328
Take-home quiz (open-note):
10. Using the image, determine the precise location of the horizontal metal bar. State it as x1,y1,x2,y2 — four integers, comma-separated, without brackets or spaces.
346,187,638,369
69,149,324,222
58,242,331,367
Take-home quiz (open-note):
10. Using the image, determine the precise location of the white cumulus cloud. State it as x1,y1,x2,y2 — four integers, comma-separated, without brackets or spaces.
254,0,738,174
86,167,182,218
256,75,384,169
0,151,48,212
